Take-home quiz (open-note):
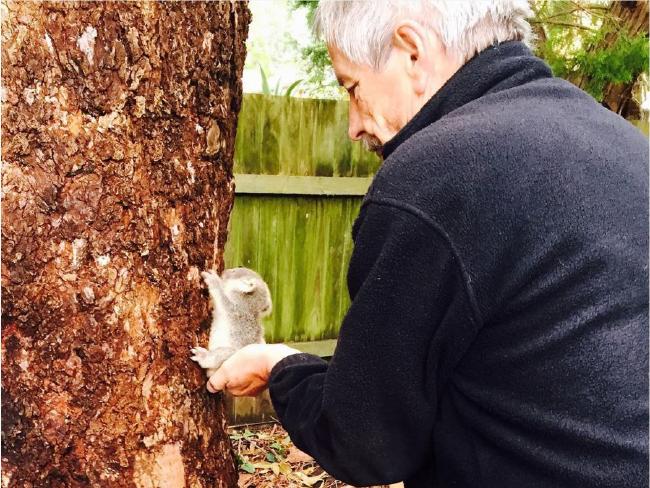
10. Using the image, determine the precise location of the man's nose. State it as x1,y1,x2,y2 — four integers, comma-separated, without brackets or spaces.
347,103,364,141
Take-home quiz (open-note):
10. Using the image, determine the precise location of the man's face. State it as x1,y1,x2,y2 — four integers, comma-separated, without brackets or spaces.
329,45,414,155
328,27,463,156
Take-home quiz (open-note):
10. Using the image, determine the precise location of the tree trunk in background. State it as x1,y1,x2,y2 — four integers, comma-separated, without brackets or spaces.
1,1,249,486
571,0,649,118
600,0,649,118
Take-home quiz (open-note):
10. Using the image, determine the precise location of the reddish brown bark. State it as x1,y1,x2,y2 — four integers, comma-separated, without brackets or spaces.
1,1,250,486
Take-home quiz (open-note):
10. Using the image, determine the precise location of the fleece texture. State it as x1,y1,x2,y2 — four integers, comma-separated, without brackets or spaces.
269,41,649,488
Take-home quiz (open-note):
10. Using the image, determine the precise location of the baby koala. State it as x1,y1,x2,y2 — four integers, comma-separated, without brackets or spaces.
190,267,272,377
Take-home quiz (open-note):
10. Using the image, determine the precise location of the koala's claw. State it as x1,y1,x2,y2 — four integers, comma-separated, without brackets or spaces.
190,346,210,363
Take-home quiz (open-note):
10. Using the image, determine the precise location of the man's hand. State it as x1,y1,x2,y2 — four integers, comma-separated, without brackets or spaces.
206,343,300,396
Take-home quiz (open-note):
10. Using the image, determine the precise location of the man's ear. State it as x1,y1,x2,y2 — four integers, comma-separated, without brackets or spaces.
392,21,430,95
235,279,256,294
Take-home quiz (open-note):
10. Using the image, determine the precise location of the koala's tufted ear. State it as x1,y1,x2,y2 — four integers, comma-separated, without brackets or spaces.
235,279,256,294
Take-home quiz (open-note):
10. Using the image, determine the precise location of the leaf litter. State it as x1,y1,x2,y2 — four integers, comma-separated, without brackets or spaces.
228,422,401,488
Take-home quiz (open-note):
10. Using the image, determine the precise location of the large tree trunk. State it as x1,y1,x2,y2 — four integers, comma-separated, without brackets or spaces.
571,0,649,118
1,1,250,486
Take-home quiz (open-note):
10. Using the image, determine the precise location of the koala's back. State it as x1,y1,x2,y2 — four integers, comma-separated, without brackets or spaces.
229,307,265,346
209,302,264,350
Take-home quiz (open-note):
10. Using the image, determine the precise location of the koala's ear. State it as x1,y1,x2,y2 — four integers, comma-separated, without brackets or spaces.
235,279,256,295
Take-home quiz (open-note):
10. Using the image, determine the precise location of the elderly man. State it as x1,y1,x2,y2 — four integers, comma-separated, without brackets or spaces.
208,1,648,487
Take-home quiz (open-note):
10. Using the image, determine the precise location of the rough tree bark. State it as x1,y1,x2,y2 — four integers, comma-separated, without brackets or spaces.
1,1,250,486
571,0,649,117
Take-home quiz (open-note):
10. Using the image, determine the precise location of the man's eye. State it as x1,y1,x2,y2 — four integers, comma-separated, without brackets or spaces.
347,83,358,96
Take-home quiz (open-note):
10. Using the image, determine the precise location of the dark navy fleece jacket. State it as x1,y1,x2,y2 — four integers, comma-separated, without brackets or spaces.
269,42,649,488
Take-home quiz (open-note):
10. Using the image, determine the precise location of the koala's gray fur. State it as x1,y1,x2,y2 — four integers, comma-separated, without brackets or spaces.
190,267,272,377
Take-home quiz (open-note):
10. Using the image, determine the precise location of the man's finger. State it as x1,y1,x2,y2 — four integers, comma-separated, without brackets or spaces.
207,371,227,393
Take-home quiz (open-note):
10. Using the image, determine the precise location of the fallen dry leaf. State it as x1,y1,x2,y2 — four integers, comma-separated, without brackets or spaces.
237,473,254,487
286,446,314,464
290,470,327,486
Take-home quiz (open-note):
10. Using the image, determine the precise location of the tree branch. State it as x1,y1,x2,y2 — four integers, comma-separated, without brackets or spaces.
530,19,600,31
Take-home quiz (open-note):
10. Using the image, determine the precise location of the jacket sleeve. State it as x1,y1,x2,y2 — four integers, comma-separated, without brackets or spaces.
269,200,480,485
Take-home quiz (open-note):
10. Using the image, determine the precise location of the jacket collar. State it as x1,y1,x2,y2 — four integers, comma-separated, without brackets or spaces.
381,41,553,159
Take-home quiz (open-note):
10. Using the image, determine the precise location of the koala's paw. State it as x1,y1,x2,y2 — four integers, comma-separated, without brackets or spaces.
190,346,213,369
201,270,221,288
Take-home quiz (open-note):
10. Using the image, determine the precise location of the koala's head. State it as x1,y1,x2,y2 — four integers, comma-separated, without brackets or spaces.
221,267,272,317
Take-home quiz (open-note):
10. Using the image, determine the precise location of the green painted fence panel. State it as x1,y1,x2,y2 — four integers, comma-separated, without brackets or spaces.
234,94,382,177
224,194,362,343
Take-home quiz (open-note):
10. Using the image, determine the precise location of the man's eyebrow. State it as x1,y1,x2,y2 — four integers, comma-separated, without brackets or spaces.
335,76,345,87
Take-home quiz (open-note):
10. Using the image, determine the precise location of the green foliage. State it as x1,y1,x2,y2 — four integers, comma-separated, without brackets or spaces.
293,0,318,25
235,453,256,473
270,441,287,457
265,442,286,462
244,0,312,98
572,30,648,101
301,43,335,88
260,65,304,97
260,65,271,95
290,0,342,97
284,78,303,97
533,1,649,103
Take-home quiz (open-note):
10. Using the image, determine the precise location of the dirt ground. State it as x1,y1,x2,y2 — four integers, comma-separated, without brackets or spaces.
228,422,403,488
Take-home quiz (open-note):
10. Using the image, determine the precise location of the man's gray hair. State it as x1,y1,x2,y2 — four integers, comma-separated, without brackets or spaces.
314,0,533,68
